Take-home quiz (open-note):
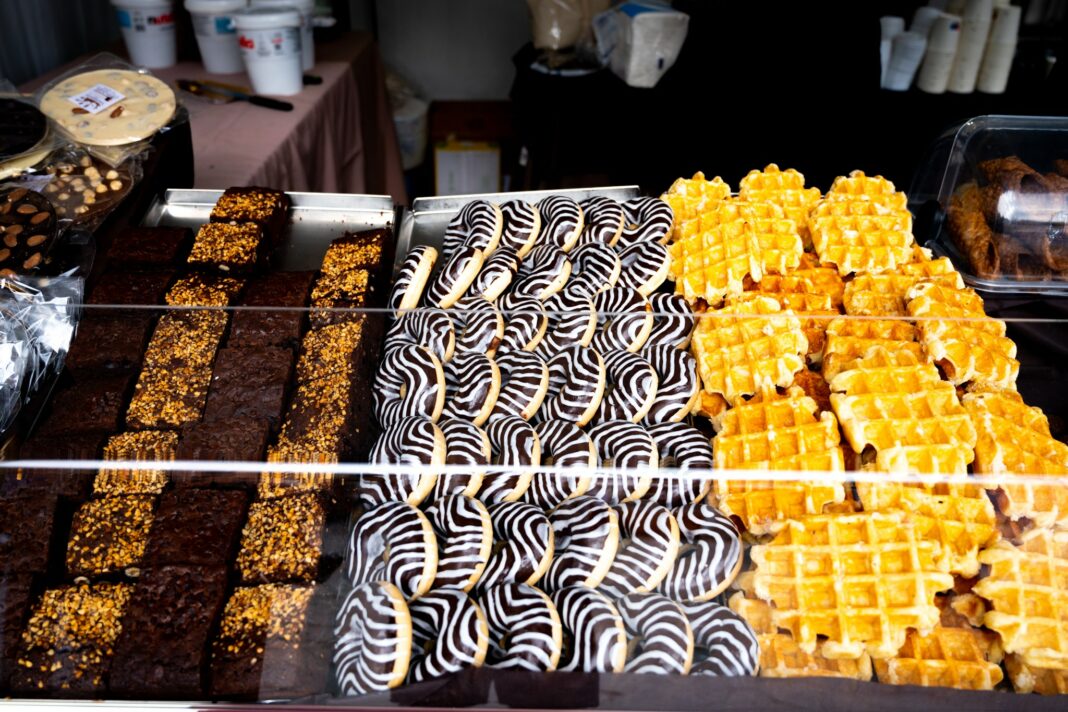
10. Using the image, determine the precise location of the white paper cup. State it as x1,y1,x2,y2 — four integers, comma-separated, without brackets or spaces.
233,7,303,96
911,6,943,37
250,0,314,70
885,31,928,91
917,14,962,94
112,0,177,69
186,0,247,74
948,0,994,93
978,5,1021,93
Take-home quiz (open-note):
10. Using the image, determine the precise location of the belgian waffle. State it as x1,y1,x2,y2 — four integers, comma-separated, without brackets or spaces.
842,261,963,317
874,626,1004,690
661,172,732,242
821,318,921,382
738,164,822,240
669,218,762,303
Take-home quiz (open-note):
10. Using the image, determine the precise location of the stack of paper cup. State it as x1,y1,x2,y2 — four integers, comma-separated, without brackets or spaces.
186,0,247,74
917,13,962,93
948,0,994,93
978,4,1021,94
884,31,928,91
880,16,905,88
233,7,303,96
111,0,177,69
251,0,314,70
911,6,943,37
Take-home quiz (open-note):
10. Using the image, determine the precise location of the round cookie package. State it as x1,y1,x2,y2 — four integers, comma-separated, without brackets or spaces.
0,186,58,276
0,98,48,162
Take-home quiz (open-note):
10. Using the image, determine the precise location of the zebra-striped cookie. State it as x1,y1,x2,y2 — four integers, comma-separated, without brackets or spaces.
540,345,606,426
478,583,562,671
444,199,503,258
617,196,674,247
425,495,492,592
334,581,412,696
479,501,554,589
617,592,694,675
585,420,656,503
490,350,549,421
658,502,742,603
680,601,759,677
362,416,444,507
617,241,670,296
408,589,490,683
442,352,500,427
452,296,503,356
641,345,700,424
510,244,571,301
591,287,653,353
467,246,519,301
599,500,680,599
496,293,547,353
386,308,455,363
390,245,437,312
552,586,627,673
646,422,713,508
596,350,659,424
498,200,541,259
346,501,438,600
525,420,594,509
544,496,619,591
644,293,695,349
534,283,596,359
424,244,484,309
577,196,624,247
536,195,584,252
569,241,621,294
430,419,490,502
479,415,539,504
373,344,445,426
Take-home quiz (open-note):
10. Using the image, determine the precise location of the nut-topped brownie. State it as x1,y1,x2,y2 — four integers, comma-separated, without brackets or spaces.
65,313,154,376
210,187,289,250
210,583,332,700
235,493,325,585
66,495,155,578
106,226,191,268
187,222,265,274
126,364,213,431
143,489,248,567
309,269,372,328
295,318,368,384
88,270,173,306
93,430,179,496
172,418,270,489
258,444,336,499
109,565,229,698
202,346,294,430
36,375,133,437
228,271,315,349
143,310,228,371
12,582,132,696
319,229,387,276
276,374,355,458
165,273,245,307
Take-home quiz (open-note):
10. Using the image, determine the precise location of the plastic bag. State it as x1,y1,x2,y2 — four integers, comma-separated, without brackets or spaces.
34,52,186,166
592,2,689,88
528,0,612,50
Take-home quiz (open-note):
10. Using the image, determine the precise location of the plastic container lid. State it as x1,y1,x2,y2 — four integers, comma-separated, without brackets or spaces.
232,6,302,30
185,0,248,13
111,0,174,8
251,0,313,12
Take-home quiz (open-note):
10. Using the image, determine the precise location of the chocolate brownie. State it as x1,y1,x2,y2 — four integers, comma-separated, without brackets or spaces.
93,430,179,496
5,432,104,500
295,318,368,384
320,229,387,276
66,496,155,578
210,583,332,700
235,493,325,585
126,364,213,431
276,375,355,458
106,226,191,268
88,270,173,306
188,222,265,274
143,489,248,567
165,273,245,307
171,418,270,489
11,582,132,696
36,374,133,436
65,313,153,375
242,271,315,308
109,565,228,698
228,310,305,349
0,495,56,574
210,187,289,250
258,442,336,500
203,347,294,430
0,574,33,690
143,310,228,371
308,269,372,328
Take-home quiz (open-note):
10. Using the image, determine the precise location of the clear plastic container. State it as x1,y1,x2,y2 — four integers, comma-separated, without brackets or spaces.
926,114,1068,295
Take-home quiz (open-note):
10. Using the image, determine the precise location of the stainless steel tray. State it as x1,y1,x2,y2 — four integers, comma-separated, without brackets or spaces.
142,189,398,271
393,186,641,273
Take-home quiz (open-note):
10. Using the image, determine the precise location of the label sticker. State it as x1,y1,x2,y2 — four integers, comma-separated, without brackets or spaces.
67,84,125,115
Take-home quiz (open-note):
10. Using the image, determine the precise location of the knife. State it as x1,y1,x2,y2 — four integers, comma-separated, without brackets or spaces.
177,79,294,111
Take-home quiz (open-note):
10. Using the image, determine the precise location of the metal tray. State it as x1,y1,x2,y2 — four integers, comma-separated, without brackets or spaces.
142,189,399,271
393,186,641,273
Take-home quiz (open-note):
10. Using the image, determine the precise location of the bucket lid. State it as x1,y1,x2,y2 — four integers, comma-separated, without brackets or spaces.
111,0,175,9
251,0,313,12
233,6,302,29
185,0,247,13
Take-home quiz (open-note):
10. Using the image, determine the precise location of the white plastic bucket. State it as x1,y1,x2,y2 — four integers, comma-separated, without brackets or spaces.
233,7,303,96
250,0,314,70
186,0,246,74
112,0,177,69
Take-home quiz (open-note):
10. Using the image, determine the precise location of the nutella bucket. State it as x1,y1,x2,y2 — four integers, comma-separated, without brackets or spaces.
186,0,247,74
112,0,177,69
233,7,303,96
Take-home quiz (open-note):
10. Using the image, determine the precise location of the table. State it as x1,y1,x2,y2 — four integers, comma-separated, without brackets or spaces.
24,32,407,203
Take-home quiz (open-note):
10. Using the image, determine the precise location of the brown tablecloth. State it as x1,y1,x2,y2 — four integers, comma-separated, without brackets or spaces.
23,32,407,203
